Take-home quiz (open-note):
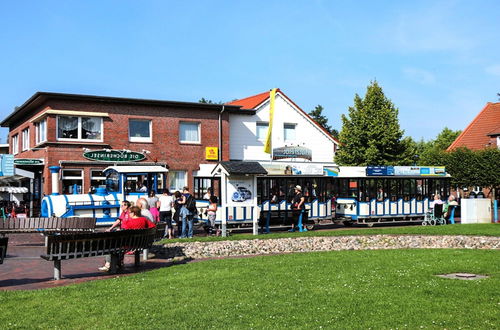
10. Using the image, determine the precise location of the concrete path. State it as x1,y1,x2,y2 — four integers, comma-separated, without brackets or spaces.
0,233,174,291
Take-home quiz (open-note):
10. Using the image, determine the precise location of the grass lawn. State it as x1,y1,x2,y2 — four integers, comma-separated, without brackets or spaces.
1,249,498,329
162,223,500,244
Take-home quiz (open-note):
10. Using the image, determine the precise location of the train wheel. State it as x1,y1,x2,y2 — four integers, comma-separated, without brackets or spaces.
305,224,315,231
343,221,353,227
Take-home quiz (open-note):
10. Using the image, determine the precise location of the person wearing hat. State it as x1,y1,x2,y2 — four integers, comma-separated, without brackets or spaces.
290,185,306,232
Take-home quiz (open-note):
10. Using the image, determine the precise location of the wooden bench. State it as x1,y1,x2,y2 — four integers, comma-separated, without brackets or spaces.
154,222,167,241
41,228,156,280
0,236,7,265
0,217,96,236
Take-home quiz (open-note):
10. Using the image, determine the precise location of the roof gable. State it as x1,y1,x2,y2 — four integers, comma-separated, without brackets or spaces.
228,89,340,145
447,102,500,151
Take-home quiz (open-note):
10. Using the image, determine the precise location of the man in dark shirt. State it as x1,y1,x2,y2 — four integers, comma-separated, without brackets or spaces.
290,185,306,232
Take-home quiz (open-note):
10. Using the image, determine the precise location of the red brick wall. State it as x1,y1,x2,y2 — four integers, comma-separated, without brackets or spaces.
8,99,230,195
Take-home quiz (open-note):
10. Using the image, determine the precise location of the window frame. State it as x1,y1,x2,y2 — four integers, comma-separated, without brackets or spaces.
128,119,152,143
11,134,19,155
256,122,269,141
21,128,30,151
56,115,103,142
35,119,47,145
61,168,84,194
179,121,201,144
283,123,297,142
168,170,187,192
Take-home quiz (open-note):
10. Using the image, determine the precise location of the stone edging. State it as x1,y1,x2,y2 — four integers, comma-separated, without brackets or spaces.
159,235,500,259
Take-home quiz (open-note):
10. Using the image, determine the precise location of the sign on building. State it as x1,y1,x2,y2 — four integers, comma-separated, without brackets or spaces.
0,154,15,176
83,150,146,162
13,158,44,165
272,146,312,161
205,147,218,160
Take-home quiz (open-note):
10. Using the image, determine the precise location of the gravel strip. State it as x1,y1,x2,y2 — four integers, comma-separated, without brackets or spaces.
158,235,500,259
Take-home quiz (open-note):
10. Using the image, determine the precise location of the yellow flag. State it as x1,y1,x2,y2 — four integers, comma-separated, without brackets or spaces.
264,88,277,154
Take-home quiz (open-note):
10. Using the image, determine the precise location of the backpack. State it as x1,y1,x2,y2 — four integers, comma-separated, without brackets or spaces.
185,195,197,213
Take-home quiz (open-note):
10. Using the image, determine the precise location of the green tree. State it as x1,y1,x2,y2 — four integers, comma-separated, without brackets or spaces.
308,105,338,138
417,127,461,165
198,98,223,104
335,81,408,165
444,147,500,199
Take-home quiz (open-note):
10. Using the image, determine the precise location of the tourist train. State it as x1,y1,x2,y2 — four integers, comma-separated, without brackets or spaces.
41,164,451,228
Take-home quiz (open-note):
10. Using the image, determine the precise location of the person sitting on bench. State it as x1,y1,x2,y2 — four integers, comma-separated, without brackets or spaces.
99,206,156,271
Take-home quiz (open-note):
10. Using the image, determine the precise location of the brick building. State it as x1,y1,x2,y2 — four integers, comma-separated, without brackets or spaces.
0,92,254,209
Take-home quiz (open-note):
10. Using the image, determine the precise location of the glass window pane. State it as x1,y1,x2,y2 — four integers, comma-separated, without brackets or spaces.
82,117,102,140
284,123,296,141
58,116,79,139
169,171,187,191
129,120,151,138
256,122,268,140
180,122,199,142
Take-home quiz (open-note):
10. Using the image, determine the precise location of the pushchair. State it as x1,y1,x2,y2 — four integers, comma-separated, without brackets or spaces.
422,204,447,226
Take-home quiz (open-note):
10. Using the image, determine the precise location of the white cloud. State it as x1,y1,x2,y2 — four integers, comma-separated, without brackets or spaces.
485,64,500,76
402,67,436,85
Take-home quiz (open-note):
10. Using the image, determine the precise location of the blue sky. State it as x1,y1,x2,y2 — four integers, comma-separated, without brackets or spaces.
1,0,499,142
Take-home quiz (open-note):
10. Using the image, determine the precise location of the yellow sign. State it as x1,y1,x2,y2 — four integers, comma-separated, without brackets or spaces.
205,147,219,160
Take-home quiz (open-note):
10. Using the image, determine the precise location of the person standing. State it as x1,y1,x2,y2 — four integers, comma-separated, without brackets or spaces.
172,191,183,237
178,186,195,238
147,191,160,223
158,189,175,239
207,195,219,236
290,185,306,232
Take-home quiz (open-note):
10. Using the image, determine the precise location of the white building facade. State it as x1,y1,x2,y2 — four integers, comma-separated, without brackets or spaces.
228,89,339,166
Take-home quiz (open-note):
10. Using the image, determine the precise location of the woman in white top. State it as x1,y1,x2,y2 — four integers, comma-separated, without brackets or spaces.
158,189,175,239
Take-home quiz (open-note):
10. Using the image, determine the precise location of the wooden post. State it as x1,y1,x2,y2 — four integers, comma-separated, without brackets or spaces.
134,250,141,267
143,248,148,261
53,260,61,280
109,254,118,274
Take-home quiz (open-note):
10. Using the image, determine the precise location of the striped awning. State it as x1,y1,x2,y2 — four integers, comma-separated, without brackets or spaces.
0,186,28,193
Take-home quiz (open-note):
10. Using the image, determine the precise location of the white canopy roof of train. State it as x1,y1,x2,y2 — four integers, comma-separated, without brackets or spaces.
103,166,169,174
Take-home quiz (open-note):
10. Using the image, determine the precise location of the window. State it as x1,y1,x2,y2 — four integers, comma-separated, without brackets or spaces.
283,123,296,141
11,134,19,154
90,170,106,190
22,128,30,151
169,171,187,191
256,122,268,140
62,169,83,194
129,119,152,142
57,116,102,141
35,119,47,144
179,122,200,143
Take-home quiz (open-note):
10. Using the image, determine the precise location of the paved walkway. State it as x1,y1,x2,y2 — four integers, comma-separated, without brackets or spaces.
0,233,176,291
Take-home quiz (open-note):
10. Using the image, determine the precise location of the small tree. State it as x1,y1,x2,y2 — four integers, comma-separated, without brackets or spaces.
198,98,223,104
308,105,338,138
335,81,408,165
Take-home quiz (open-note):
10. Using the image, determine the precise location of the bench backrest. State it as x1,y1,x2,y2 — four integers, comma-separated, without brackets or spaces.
0,236,8,264
154,222,166,241
43,228,156,261
0,217,96,233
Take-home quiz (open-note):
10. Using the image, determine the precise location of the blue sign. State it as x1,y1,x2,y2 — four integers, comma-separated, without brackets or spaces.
366,166,394,176
0,154,15,176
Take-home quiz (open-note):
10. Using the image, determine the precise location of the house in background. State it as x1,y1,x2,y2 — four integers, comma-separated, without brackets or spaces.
447,102,500,151
227,89,340,175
